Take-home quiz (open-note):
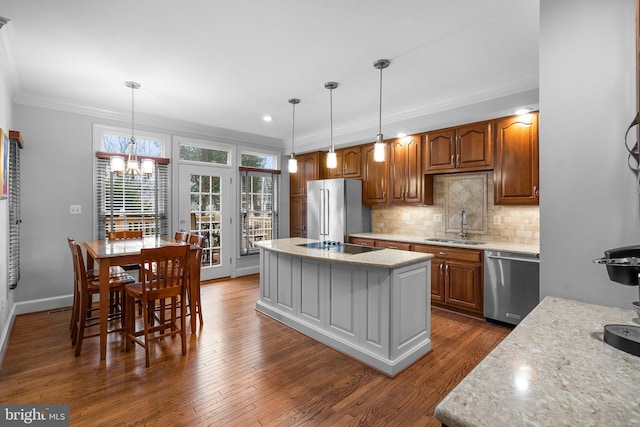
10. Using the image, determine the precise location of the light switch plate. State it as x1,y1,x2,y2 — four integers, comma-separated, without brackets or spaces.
434,214,443,223
493,215,501,225
70,205,82,215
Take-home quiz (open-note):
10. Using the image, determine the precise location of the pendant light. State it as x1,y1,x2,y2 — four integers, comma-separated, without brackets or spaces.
325,81,338,169
288,98,300,173
110,81,154,176
373,59,390,162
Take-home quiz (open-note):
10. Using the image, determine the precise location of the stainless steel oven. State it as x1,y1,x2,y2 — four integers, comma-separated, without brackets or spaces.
484,251,540,326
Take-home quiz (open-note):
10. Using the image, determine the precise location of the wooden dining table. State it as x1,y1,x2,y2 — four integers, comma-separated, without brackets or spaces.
83,236,201,361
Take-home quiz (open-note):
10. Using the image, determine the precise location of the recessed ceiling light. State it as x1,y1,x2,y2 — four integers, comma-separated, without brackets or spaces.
263,115,273,122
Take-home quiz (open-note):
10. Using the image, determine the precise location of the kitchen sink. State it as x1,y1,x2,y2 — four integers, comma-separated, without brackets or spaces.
425,238,486,246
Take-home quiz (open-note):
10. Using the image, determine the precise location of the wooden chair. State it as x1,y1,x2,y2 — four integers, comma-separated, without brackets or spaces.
108,230,143,240
174,231,189,242
187,234,205,329
67,236,128,341
125,245,190,367
70,241,134,356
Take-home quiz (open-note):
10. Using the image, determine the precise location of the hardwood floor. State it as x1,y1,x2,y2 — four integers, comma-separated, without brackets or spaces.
0,274,510,426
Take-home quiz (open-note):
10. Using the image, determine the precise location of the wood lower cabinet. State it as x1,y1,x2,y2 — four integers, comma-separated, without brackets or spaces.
494,112,539,205
412,244,484,317
350,237,376,246
374,240,412,251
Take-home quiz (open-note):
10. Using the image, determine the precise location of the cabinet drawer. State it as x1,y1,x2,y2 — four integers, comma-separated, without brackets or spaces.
412,244,482,262
350,237,376,247
375,240,411,251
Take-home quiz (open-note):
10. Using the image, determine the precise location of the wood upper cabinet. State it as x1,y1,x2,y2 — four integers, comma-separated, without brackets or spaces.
290,152,320,197
322,146,362,179
389,136,423,204
412,244,484,317
494,112,539,205
424,121,493,173
361,142,389,205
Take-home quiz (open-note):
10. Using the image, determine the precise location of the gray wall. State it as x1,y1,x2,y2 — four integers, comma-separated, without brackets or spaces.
540,0,639,306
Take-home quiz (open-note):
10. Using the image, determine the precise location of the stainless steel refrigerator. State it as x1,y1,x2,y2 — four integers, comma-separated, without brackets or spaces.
306,178,371,243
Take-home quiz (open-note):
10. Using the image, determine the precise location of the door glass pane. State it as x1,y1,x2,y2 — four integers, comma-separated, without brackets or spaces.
189,173,222,266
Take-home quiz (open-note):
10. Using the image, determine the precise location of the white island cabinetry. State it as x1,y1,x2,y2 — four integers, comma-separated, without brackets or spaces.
256,238,433,377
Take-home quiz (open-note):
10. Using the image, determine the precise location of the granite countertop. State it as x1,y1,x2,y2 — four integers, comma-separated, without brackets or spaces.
434,296,640,427
254,237,433,268
350,232,540,255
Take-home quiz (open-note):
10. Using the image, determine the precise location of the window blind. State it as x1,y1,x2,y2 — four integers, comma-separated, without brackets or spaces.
95,157,169,239
8,136,21,289
238,167,280,256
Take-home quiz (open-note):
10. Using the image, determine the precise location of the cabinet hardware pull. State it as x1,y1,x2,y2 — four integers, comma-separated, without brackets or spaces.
438,251,447,256
456,154,460,166
450,155,455,166
389,245,398,249
439,263,444,277
533,185,539,197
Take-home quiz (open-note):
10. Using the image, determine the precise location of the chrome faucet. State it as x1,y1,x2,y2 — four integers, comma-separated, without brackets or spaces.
459,210,468,240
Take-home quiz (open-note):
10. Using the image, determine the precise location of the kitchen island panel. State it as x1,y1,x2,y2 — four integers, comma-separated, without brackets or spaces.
256,239,432,376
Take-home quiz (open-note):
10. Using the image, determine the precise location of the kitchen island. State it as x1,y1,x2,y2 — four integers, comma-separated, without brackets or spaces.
435,296,640,426
255,238,433,377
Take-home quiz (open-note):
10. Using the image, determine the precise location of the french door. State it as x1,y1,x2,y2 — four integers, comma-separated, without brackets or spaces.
179,164,232,280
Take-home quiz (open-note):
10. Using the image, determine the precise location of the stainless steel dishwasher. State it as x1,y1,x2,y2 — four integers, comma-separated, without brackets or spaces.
484,251,540,326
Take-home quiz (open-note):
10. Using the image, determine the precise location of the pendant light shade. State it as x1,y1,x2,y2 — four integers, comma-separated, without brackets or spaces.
373,59,390,162
288,98,300,173
325,81,338,169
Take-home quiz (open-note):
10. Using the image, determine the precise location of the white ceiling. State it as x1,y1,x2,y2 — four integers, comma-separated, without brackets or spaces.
0,0,539,151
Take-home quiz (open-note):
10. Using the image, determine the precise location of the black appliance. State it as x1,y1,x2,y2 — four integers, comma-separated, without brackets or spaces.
298,241,382,255
593,245,640,356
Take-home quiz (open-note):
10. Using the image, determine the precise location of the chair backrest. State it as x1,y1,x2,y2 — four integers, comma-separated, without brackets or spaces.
67,236,79,286
140,245,189,299
187,235,205,277
175,231,189,242
70,241,88,294
108,230,143,240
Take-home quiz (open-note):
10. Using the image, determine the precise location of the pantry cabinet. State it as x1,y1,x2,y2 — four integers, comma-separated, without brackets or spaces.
289,152,320,237
412,244,484,317
494,112,539,205
424,121,493,174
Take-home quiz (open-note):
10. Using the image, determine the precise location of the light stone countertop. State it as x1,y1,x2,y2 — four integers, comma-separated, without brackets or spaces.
254,237,433,268
349,232,540,255
434,296,640,427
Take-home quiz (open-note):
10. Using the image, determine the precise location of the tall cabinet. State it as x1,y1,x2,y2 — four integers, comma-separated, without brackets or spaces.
289,152,320,237
389,136,422,204
361,143,389,205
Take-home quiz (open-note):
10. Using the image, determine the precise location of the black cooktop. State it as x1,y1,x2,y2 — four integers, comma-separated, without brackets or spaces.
298,241,382,255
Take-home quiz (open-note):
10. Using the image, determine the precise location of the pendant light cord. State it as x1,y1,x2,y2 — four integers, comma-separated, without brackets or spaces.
378,65,383,135
131,84,136,144
330,86,333,151
291,102,295,154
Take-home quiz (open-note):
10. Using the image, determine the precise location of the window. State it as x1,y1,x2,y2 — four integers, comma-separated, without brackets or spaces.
94,124,170,238
239,166,280,256
180,144,230,165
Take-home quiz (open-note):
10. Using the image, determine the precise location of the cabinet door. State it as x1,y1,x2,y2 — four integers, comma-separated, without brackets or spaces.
341,146,362,178
289,197,306,237
444,259,483,315
404,137,422,203
301,152,319,195
431,258,445,303
374,240,411,251
362,143,388,205
456,122,492,171
494,113,539,205
424,129,456,173
323,150,344,179
389,139,407,203
290,161,304,196
350,237,375,246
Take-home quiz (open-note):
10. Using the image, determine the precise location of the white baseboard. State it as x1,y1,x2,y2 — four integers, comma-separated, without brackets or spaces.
13,294,73,315
0,303,16,369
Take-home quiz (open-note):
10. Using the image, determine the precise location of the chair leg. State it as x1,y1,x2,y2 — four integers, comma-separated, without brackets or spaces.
74,294,88,357
125,294,135,352
143,298,151,368
181,290,187,356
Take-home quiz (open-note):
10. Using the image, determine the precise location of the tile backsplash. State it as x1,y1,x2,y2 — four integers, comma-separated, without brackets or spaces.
371,172,540,245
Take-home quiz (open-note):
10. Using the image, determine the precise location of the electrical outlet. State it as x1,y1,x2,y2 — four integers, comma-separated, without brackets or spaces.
493,215,501,225
434,214,443,223
70,205,82,215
